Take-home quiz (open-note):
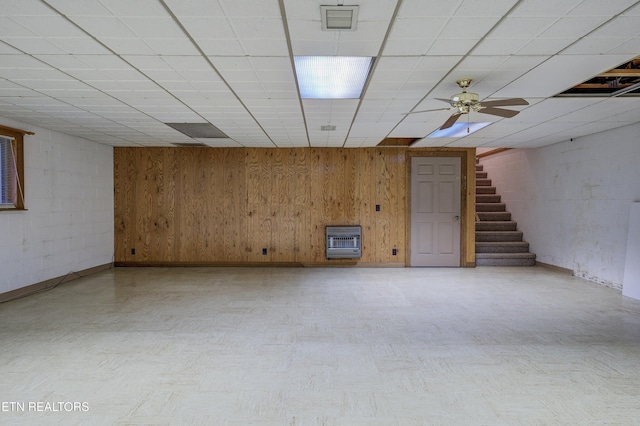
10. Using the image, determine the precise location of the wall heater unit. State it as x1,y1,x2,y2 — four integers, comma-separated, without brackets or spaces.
326,226,362,259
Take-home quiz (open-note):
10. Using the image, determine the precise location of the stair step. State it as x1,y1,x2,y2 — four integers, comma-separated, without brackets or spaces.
476,194,501,203
477,211,511,221
476,171,488,179
476,178,492,186
476,186,496,195
476,241,530,253
476,164,483,171
476,253,536,266
476,202,506,212
476,231,524,242
475,221,518,231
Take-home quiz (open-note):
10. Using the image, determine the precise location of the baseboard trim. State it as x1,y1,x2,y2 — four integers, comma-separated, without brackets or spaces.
0,262,113,304
114,261,407,268
536,261,573,275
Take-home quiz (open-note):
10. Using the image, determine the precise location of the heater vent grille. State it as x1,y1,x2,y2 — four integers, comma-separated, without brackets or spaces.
326,226,361,259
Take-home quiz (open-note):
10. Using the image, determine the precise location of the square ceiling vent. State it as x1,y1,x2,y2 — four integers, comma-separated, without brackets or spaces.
321,5,359,31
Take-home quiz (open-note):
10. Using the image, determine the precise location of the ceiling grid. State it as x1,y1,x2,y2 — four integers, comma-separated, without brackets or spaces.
0,0,638,148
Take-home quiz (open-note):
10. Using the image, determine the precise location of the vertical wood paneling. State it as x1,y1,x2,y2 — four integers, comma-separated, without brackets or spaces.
113,146,472,266
223,148,246,262
360,149,376,262
294,149,311,263
177,148,197,261
395,149,407,264
375,149,392,262
113,148,133,262
245,149,262,262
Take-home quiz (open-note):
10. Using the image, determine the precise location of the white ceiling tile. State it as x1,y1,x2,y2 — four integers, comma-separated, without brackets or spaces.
50,37,112,55
197,39,245,56
455,0,520,17
541,16,610,38
427,39,478,55
590,16,640,38
489,17,558,39
516,38,575,55
382,38,434,56
605,37,640,54
178,17,235,39
387,18,447,40
511,0,583,16
70,16,138,38
120,17,185,38
2,37,67,54
0,17,37,37
99,38,156,55
238,39,289,56
472,38,531,55
218,0,281,17
164,0,225,17
98,0,169,17
569,0,638,16
397,0,459,17
439,17,501,39
10,16,87,37
1,0,58,15
560,36,616,54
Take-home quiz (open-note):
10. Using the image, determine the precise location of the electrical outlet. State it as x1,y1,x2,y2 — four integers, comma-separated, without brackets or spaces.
131,248,136,255
392,248,397,256
262,248,267,255
376,204,380,211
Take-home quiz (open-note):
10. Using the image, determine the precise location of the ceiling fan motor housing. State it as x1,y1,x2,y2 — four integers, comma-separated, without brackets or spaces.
451,91,479,105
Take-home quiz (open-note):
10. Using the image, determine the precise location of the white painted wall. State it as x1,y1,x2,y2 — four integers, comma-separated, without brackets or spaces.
0,117,114,295
479,122,640,289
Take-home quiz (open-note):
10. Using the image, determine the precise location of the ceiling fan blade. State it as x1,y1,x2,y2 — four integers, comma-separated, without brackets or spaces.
481,98,529,107
479,107,520,118
402,107,451,115
435,98,455,105
440,113,463,130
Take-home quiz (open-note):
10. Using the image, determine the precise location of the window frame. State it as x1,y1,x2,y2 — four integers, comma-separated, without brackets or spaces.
0,124,32,211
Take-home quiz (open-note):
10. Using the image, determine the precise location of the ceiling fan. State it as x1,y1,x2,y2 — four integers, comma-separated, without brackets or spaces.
407,78,529,130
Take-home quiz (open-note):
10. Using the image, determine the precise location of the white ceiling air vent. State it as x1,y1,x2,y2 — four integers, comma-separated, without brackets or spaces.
321,125,336,131
321,5,359,31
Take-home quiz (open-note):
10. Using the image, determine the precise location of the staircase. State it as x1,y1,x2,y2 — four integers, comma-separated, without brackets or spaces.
475,160,536,266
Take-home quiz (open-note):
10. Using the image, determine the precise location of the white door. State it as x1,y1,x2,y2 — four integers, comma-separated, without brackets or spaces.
410,157,461,267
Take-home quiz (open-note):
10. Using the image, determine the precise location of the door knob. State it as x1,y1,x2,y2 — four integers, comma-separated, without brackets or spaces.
453,215,460,221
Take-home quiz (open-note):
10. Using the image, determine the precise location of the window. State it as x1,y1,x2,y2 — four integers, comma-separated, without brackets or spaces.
0,125,29,210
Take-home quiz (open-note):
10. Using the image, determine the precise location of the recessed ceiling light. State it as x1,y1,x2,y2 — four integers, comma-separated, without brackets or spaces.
427,122,492,138
294,56,374,99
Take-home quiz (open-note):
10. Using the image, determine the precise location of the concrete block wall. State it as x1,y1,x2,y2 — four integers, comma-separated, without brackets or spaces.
0,117,114,295
479,122,640,289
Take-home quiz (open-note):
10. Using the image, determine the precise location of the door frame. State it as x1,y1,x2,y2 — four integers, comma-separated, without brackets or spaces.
405,149,475,267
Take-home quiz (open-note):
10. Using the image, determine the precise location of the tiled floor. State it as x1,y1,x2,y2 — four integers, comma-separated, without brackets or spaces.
2,266,640,425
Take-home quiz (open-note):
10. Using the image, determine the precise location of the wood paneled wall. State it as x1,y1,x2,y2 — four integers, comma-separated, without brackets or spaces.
114,147,475,266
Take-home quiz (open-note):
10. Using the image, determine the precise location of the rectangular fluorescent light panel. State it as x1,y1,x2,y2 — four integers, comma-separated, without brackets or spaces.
294,56,374,99
427,122,492,138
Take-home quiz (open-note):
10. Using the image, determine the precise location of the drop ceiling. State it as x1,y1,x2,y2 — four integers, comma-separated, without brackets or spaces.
0,0,639,149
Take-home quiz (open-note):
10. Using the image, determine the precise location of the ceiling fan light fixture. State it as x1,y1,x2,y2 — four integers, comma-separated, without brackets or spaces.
427,122,492,138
